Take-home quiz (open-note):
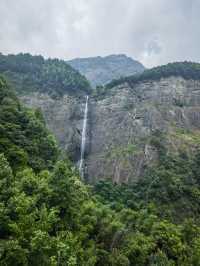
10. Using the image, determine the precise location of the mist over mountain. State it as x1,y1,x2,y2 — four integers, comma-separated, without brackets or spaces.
68,54,145,87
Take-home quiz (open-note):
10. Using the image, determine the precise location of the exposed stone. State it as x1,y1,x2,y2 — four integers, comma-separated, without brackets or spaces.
20,76,200,183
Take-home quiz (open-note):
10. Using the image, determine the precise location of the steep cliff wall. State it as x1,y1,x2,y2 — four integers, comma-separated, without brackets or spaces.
87,77,200,182
21,76,200,183
21,93,85,162
2,55,200,183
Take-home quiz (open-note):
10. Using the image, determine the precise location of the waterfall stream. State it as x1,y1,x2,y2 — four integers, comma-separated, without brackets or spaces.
79,95,89,178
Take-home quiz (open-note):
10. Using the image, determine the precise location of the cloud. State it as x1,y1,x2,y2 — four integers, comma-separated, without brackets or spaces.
0,0,199,67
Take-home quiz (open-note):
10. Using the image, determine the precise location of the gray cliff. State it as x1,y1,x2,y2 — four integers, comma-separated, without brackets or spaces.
21,76,200,183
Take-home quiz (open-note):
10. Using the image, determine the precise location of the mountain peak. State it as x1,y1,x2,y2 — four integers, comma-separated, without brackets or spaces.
67,54,145,87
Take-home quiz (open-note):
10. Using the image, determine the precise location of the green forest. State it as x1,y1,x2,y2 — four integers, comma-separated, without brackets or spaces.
106,62,200,90
1,70,200,266
0,53,91,97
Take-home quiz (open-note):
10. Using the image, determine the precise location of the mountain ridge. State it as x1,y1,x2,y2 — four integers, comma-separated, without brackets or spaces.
2,54,200,183
106,61,200,90
0,52,91,97
68,54,145,87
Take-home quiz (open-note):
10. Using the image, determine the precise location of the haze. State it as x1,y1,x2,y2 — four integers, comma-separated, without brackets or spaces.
0,0,199,67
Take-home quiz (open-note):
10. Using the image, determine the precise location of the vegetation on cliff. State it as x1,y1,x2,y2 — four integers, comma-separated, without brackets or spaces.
0,53,91,97
1,77,200,265
0,76,58,172
95,130,200,221
106,61,200,90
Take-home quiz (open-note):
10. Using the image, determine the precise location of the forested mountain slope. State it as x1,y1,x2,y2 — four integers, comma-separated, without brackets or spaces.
1,55,200,184
0,53,91,96
106,61,200,89
84,62,200,182
1,75,200,265
0,76,58,172
6,61,200,184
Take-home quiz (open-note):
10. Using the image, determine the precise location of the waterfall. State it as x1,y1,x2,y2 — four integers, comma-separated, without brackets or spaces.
79,95,89,178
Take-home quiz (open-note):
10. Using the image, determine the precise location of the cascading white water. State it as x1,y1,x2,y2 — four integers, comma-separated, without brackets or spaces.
79,95,89,178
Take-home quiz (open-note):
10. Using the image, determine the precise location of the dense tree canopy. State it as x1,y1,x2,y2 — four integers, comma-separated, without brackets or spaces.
106,61,200,90
0,53,91,96
0,76,58,172
1,77,200,265
94,132,200,222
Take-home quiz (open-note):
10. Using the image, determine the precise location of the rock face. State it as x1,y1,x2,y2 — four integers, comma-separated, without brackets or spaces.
67,54,145,87
21,93,84,162
21,76,200,183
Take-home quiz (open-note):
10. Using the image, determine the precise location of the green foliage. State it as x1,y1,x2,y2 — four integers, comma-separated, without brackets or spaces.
1,77,200,265
107,144,138,160
0,53,91,96
94,131,200,264
106,61,200,90
0,76,58,171
95,129,200,220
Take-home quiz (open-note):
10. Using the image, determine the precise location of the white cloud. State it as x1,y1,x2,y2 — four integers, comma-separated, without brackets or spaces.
0,0,199,67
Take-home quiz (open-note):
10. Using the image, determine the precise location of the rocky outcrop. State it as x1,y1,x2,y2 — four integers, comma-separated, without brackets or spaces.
86,77,200,183
21,93,84,162
21,76,200,183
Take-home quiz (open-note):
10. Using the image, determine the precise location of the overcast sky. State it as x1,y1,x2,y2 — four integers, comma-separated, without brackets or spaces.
0,0,199,67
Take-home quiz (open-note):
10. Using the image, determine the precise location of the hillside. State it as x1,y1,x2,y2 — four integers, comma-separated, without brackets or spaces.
2,57,200,185
106,61,200,89
0,76,58,172
18,62,200,184
68,54,145,87
1,74,200,265
0,53,91,96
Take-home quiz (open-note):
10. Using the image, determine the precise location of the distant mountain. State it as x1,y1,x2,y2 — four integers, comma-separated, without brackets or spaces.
67,54,145,87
